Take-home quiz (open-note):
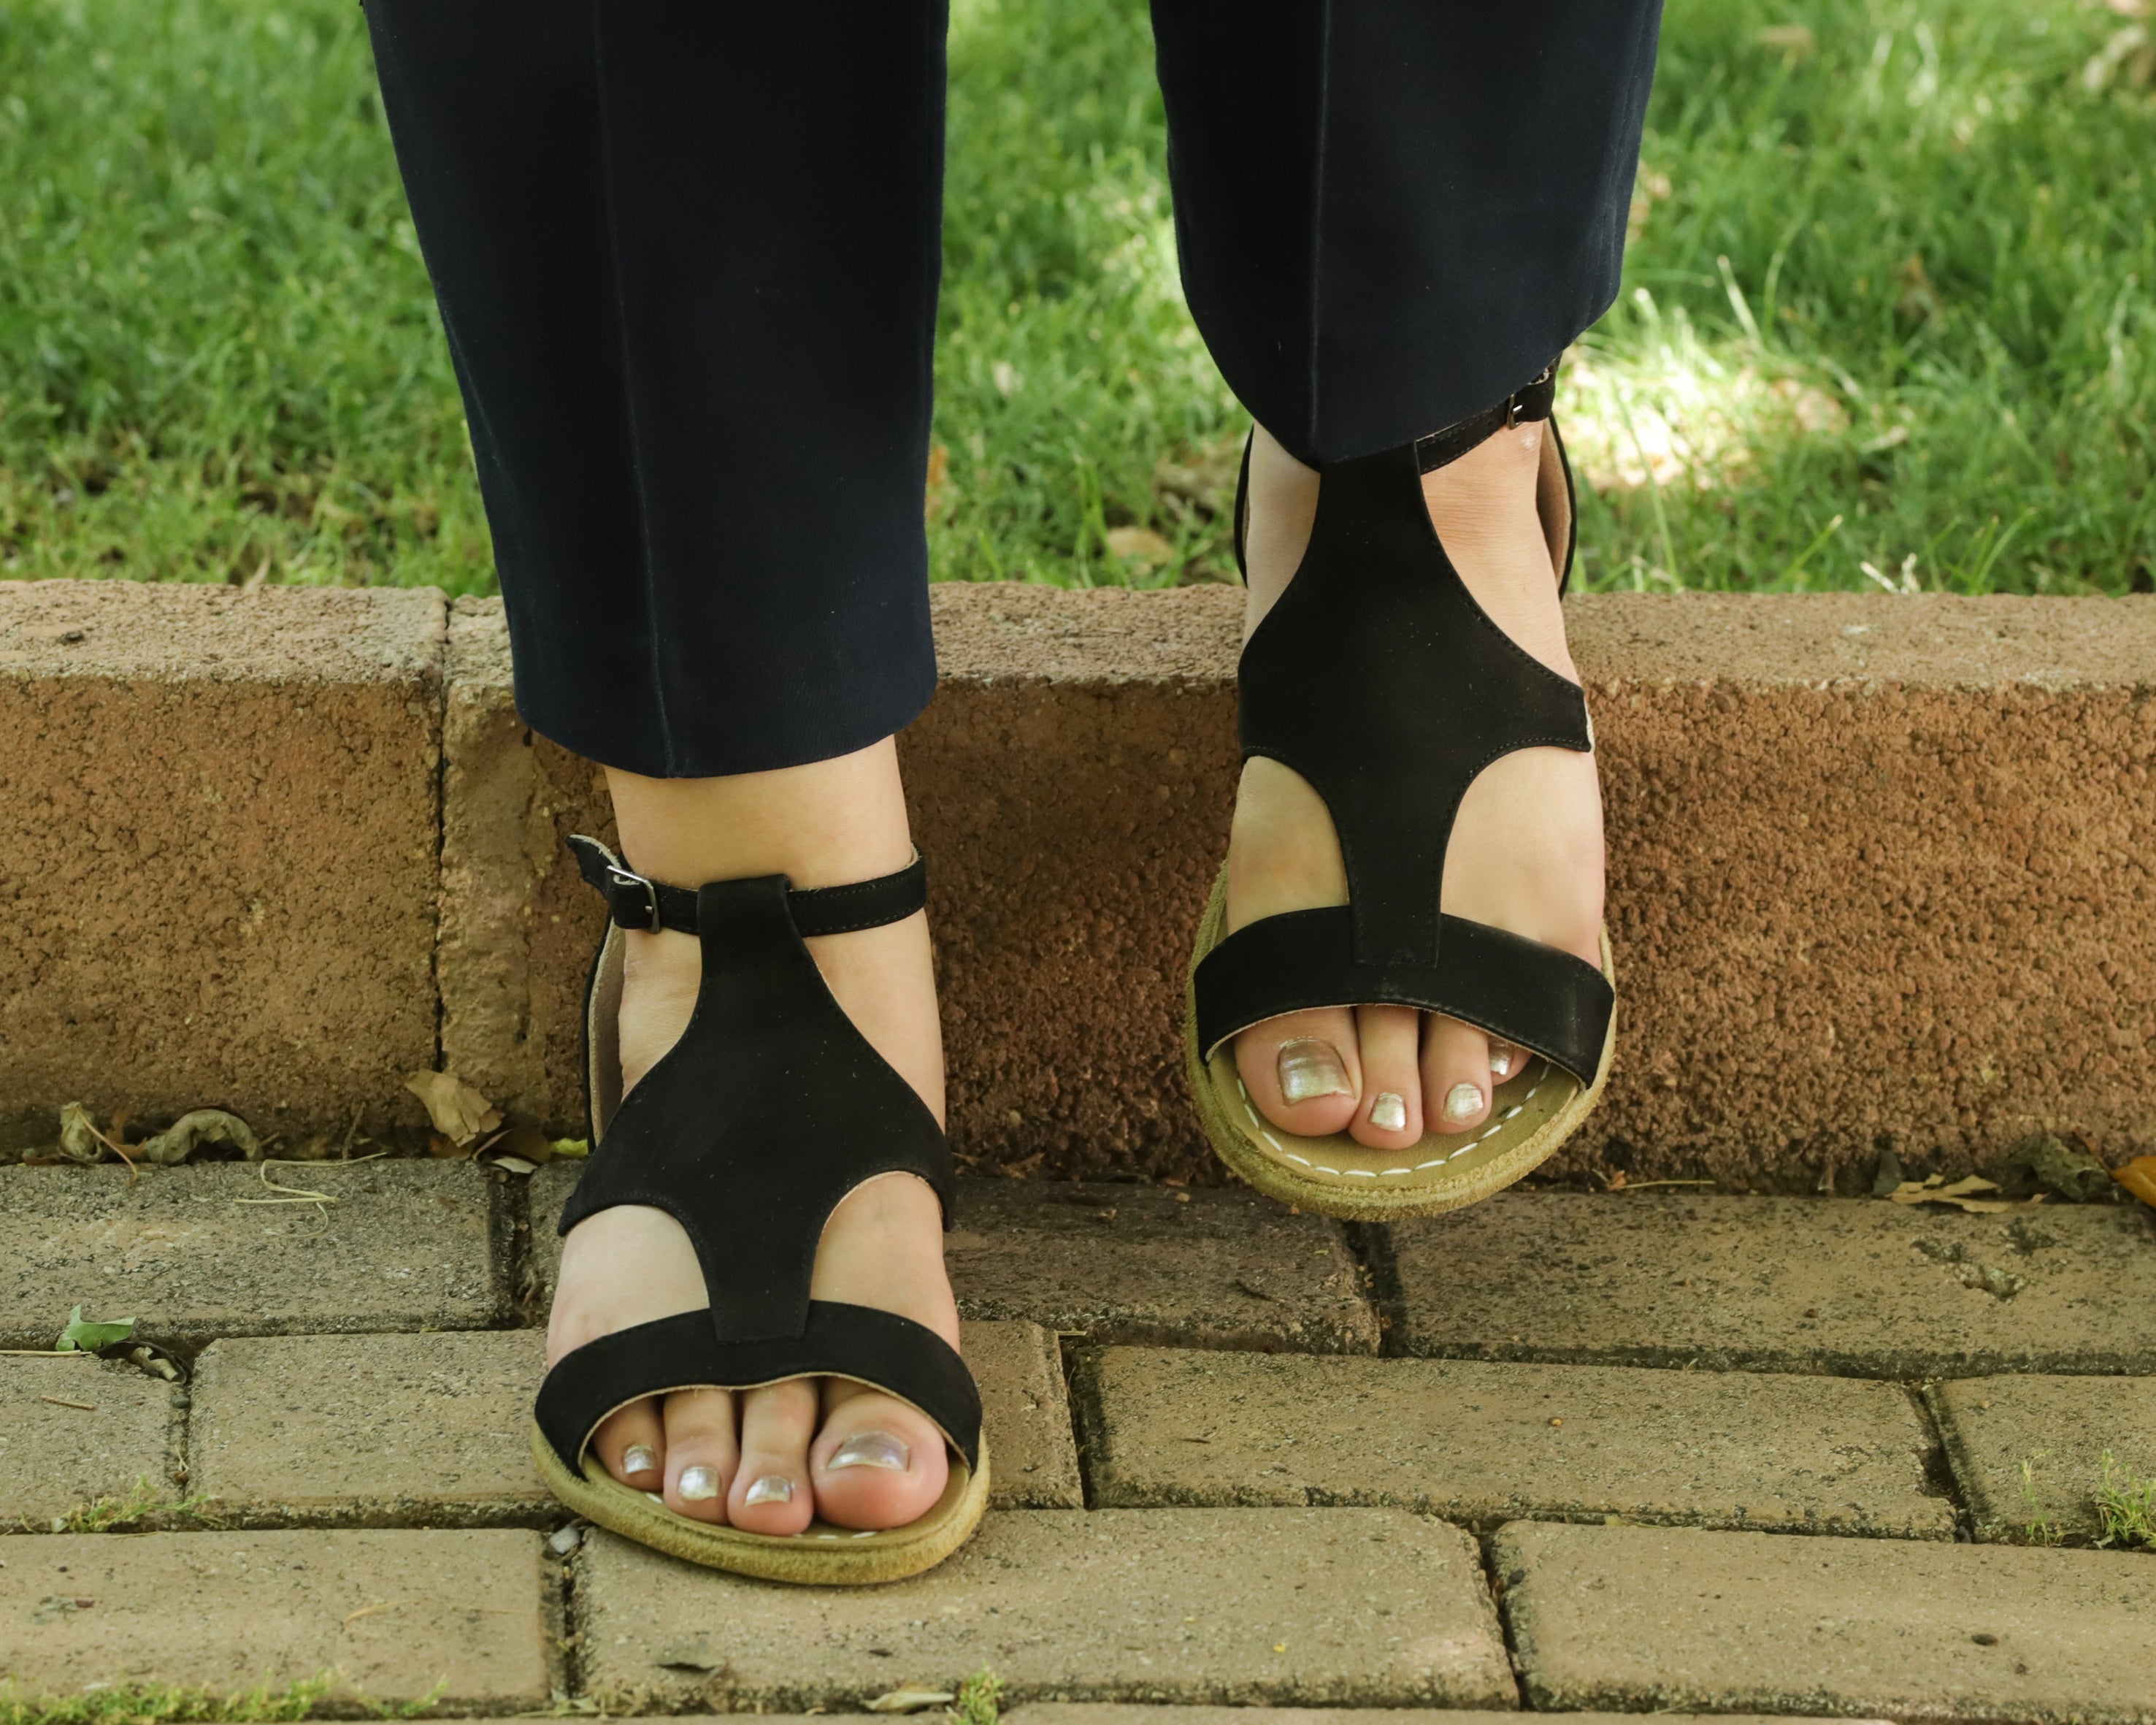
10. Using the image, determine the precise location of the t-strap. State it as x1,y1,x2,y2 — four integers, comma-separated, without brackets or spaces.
567,835,927,938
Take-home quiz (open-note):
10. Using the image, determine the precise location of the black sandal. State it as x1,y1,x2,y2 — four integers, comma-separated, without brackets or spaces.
530,836,988,1584
1184,364,1616,1218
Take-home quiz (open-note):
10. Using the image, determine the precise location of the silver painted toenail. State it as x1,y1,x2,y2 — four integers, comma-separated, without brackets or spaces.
621,1445,658,1477
678,1464,721,1501
1278,1039,1351,1104
1489,1044,1516,1079
829,1431,912,1472
1368,1092,1408,1133
1443,1082,1485,1122
745,1474,794,1507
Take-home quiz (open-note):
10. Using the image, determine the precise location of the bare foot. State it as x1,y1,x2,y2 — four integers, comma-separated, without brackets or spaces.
543,741,961,1532
1227,420,1606,1146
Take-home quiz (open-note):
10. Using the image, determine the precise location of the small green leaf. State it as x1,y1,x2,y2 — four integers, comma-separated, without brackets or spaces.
55,1304,136,1353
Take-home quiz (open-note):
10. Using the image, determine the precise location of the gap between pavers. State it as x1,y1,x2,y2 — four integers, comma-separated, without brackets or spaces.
0,1161,510,1350
1078,1347,1953,1538
524,1169,1378,1353
1495,1518,2156,1721
1928,1373,2156,1545
183,1320,1081,1525
0,1529,553,1707
572,1510,1511,1709
1387,1190,2156,1377
0,1356,178,1527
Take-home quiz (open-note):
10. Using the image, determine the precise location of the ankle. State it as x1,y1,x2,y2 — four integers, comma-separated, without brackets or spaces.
618,929,702,1094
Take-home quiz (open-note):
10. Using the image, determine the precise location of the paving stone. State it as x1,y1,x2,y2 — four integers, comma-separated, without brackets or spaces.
0,1528,550,1705
0,1355,177,1526
0,1162,505,1348
1081,1347,1952,1537
947,1180,1376,1351
576,1510,1509,1707
962,1320,1083,1508
1495,1518,2156,1720
1930,1373,2156,1544
184,1320,1072,1521
1389,1190,2155,1377
190,1331,548,1525
1009,1710,1869,1725
532,1170,1376,1353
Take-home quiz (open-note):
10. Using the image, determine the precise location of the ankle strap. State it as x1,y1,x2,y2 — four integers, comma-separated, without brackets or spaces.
1415,362,1557,475
567,835,927,938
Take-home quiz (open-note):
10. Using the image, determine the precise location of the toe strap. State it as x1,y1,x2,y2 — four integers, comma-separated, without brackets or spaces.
535,1301,982,1475
1194,905,1613,1085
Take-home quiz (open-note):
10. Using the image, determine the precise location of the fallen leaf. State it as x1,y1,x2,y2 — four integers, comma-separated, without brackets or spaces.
55,1306,135,1353
2116,1156,2156,1210
56,1103,108,1166
550,1138,591,1158
478,1124,555,1167
1889,1175,2040,1214
1105,526,1175,567
2004,1133,2114,1203
867,1690,955,1714
139,1109,259,1166
404,1070,502,1147
490,1155,539,1177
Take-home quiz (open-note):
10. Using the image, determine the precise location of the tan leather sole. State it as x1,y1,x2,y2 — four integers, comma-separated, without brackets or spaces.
533,1422,988,1586
1184,866,1615,1220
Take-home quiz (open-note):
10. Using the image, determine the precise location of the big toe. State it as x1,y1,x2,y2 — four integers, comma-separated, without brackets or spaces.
811,1382,951,1531
729,1379,818,1535
1236,1007,1360,1136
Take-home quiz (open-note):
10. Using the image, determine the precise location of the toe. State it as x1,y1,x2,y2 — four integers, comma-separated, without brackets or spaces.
1235,1006,1361,1136
1486,1039,1524,1085
1422,1014,1494,1134
593,1399,664,1491
659,1388,737,1524
811,1380,950,1531
729,1378,818,1535
1348,1003,1423,1148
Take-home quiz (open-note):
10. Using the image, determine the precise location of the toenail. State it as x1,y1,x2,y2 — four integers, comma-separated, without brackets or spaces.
1489,1044,1516,1079
1278,1039,1351,1104
678,1464,721,1501
1443,1082,1484,1122
744,1474,794,1507
1368,1091,1407,1133
621,1445,658,1477
829,1431,911,1472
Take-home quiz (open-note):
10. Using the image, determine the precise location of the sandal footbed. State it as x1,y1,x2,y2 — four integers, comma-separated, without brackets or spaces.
532,1423,989,1586
1184,865,1615,1220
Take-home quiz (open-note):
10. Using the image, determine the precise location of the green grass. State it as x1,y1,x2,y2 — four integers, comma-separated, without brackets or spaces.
0,1680,330,1725
1,0,2150,594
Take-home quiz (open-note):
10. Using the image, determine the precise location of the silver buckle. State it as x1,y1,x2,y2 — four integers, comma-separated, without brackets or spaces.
605,863,661,933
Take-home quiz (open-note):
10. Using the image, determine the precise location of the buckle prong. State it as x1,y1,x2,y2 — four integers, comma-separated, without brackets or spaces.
606,863,661,933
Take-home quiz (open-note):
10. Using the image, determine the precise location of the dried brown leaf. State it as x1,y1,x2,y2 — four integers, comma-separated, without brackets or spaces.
139,1109,259,1166
404,1070,502,1146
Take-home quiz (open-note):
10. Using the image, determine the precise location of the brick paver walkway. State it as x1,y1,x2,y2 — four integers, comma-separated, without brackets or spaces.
3,1167,2152,1721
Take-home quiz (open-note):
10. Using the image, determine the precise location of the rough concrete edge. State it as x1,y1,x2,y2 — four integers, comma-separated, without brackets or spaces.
1916,1378,2119,1548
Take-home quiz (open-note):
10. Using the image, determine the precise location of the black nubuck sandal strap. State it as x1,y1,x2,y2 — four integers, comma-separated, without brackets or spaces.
1197,362,1614,1087
534,835,980,1483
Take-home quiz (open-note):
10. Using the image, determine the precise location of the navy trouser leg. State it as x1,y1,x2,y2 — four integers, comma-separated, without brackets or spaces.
1152,0,1666,463
364,0,947,779
364,1,1659,776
